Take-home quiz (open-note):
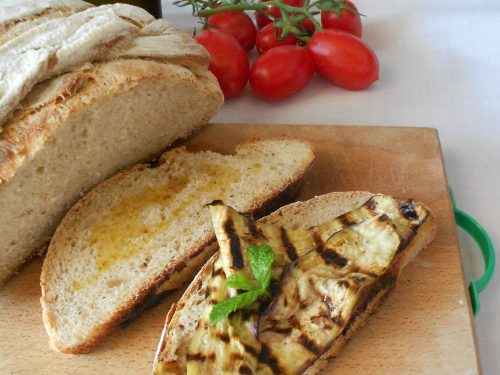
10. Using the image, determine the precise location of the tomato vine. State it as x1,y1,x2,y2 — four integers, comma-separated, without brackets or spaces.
173,0,359,42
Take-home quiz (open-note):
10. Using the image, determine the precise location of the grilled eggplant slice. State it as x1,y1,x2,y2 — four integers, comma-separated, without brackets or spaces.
184,195,430,375
258,215,400,374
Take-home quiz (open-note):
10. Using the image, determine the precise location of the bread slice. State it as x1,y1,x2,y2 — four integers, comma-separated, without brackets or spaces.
153,192,437,374
0,1,223,284
40,138,315,354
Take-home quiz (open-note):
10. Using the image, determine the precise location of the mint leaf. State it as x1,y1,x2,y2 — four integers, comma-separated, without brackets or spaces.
209,244,276,325
227,273,257,291
209,289,263,324
249,245,275,289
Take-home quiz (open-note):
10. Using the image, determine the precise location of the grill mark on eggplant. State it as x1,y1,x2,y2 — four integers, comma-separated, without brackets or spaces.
299,300,309,309
311,228,349,267
365,197,377,211
224,219,244,269
258,345,282,374
320,249,349,267
297,333,322,356
310,227,323,248
399,199,419,221
217,332,230,343
208,199,224,206
377,214,389,222
352,275,367,284
280,226,298,261
343,272,397,333
230,353,245,362
269,279,280,296
338,279,350,288
338,212,356,227
273,326,293,335
212,267,224,277
205,258,221,298
331,315,344,326
186,353,206,361
239,365,253,374
243,343,259,358
241,309,256,321
396,211,429,254
290,316,303,331
248,220,265,239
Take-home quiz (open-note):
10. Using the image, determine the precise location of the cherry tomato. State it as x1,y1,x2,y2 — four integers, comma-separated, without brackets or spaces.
306,30,378,90
256,24,297,54
250,45,314,100
301,18,316,32
256,6,279,29
195,29,249,99
321,1,362,38
207,11,257,52
255,0,305,29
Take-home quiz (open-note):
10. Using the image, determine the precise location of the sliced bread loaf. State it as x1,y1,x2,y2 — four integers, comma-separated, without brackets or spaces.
0,1,223,283
40,138,315,354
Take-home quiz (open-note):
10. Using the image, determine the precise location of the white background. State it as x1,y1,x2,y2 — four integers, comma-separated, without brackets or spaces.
161,0,500,372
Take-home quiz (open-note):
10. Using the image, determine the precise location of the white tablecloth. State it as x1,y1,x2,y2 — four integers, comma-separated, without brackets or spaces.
162,0,500,372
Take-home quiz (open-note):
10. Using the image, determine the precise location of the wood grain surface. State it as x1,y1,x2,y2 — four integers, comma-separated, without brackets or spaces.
0,124,480,374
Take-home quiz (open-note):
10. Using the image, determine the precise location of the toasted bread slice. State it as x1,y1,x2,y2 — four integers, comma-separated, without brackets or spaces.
40,138,315,354
154,192,437,374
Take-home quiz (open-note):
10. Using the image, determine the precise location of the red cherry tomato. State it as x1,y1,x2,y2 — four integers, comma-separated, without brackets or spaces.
256,24,297,54
207,11,257,52
195,29,249,99
256,6,279,29
306,30,378,90
301,18,316,32
250,45,314,100
255,0,305,29
321,1,362,38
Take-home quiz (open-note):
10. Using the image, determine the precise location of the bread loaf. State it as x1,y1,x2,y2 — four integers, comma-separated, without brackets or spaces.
0,1,223,283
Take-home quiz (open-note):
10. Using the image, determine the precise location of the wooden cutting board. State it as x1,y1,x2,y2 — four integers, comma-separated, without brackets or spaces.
0,124,481,374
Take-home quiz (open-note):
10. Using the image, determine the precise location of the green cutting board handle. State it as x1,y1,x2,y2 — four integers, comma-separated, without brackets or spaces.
450,190,495,315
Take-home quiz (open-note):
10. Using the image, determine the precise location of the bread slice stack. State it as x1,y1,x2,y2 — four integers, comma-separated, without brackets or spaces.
154,192,437,374
0,0,223,284
41,138,315,354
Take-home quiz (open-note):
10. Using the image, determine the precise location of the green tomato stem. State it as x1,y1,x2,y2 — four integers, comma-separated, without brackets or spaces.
179,0,354,41
197,3,263,16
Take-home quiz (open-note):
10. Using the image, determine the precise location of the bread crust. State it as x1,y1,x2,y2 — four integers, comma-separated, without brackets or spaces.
40,139,315,354
153,192,438,374
0,0,90,36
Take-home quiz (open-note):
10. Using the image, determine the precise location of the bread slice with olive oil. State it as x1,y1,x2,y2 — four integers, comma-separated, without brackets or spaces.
40,138,314,354
154,192,437,375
